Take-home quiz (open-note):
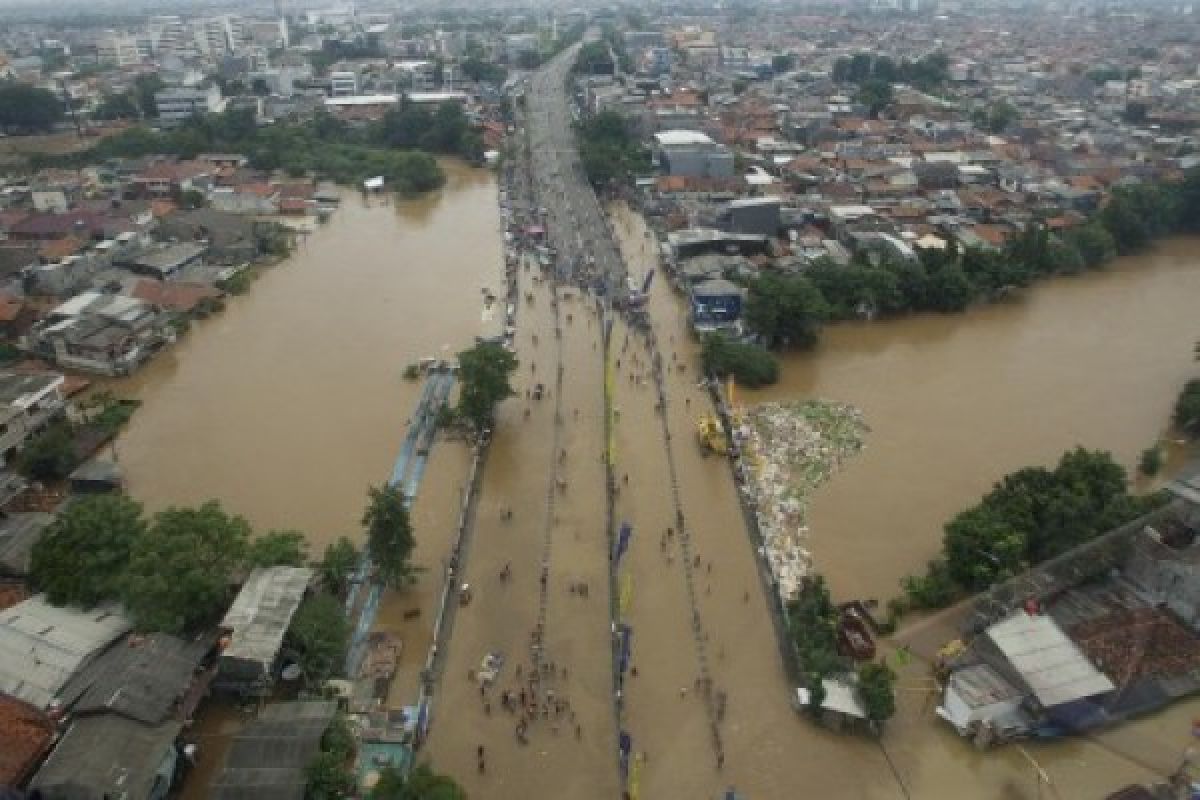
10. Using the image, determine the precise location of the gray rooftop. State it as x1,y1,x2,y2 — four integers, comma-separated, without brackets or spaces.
56,632,209,725
210,701,336,800
30,715,181,800
0,595,131,710
219,566,313,671
0,512,53,577
0,371,63,408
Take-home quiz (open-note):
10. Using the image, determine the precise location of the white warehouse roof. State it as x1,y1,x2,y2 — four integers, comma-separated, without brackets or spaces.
986,612,1114,708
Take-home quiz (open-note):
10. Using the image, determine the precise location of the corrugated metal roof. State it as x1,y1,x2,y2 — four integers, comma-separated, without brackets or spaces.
219,566,313,671
0,595,130,710
210,701,336,800
56,632,209,725
30,715,181,800
986,612,1115,707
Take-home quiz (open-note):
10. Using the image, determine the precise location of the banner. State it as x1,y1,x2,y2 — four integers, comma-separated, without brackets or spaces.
619,571,633,618
614,522,632,564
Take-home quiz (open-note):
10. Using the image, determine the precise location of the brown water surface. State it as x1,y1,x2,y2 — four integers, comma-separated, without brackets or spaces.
114,161,501,547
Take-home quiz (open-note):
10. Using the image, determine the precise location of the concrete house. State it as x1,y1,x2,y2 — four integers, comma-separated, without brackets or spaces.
0,370,65,466
25,292,171,377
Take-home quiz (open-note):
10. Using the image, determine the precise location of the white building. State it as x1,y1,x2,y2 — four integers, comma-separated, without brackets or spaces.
330,70,359,97
155,86,225,126
96,34,142,67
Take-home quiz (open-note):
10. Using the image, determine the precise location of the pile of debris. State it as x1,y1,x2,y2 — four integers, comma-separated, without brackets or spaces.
733,400,868,600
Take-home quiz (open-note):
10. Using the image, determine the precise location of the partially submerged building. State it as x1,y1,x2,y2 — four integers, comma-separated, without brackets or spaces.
29,633,211,800
214,565,313,696
938,491,1200,746
24,292,172,376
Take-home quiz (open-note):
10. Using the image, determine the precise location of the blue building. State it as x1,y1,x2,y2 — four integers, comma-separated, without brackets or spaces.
690,278,744,333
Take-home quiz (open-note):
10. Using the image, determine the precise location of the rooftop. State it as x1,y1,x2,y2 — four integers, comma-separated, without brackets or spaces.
0,692,55,788
0,594,131,710
947,663,1024,708
986,611,1115,708
219,566,313,672
31,715,182,800
654,129,715,147
57,632,209,725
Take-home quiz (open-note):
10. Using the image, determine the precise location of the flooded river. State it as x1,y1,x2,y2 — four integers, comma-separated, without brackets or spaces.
115,168,1200,800
754,236,1200,604
113,161,502,546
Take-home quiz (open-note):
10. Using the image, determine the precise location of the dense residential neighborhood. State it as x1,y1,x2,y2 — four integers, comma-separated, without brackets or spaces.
0,0,1197,799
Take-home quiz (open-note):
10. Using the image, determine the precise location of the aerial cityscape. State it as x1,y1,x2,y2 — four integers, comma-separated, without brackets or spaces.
0,1,1198,799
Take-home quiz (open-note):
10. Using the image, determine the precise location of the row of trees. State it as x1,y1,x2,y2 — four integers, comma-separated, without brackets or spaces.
377,99,485,164
831,52,950,92
740,169,1200,354
900,448,1164,610
575,110,649,188
700,331,780,387
29,484,414,644
48,106,449,194
0,83,64,134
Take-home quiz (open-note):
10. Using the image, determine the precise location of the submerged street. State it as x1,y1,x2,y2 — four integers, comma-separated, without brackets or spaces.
113,51,1200,800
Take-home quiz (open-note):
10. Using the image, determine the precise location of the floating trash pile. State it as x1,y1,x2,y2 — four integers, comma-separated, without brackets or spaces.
732,400,868,601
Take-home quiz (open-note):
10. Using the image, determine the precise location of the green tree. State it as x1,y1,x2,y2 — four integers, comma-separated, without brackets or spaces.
772,54,796,74
362,484,416,587
700,333,779,388
17,421,77,482
922,263,974,312
121,501,250,633
247,529,310,568
786,575,844,677
1178,168,1200,233
943,505,1026,589
0,84,64,133
1100,192,1152,254
456,341,518,431
857,661,897,724
93,92,140,121
1063,223,1116,268
371,764,466,800
133,74,166,118
976,101,1018,133
31,494,146,608
744,272,829,348
305,751,355,800
286,590,349,684
317,536,360,596
855,79,894,118
1175,379,1200,437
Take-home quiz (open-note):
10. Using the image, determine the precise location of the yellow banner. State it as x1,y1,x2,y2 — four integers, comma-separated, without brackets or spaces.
619,570,633,618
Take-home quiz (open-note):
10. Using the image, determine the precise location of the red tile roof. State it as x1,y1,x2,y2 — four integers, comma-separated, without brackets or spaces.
132,279,221,313
0,291,24,323
0,693,55,787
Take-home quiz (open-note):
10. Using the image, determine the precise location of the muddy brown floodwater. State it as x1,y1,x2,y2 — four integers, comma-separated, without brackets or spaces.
113,161,501,545
118,167,1200,800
